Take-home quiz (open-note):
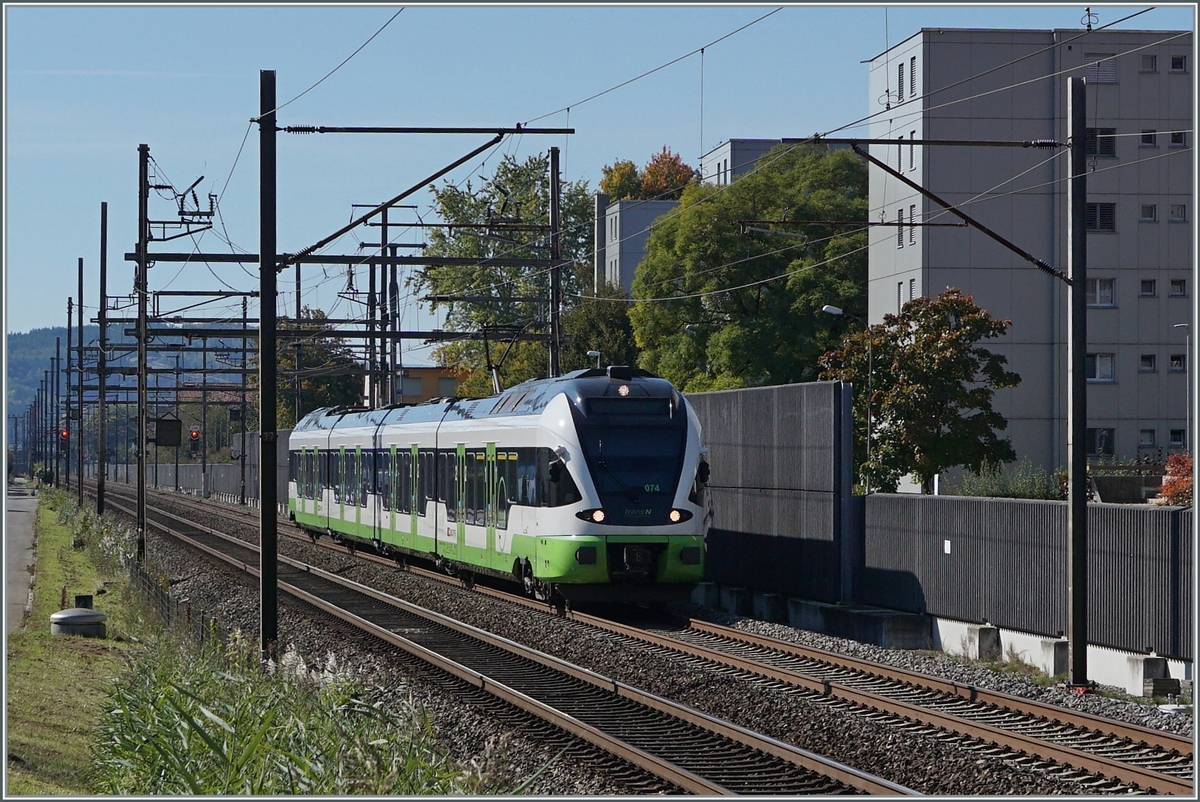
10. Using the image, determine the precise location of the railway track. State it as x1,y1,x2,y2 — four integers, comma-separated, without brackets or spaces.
90,481,1194,794
94,485,913,795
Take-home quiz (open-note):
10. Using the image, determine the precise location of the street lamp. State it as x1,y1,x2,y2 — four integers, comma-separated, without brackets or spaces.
822,305,873,492
587,350,602,369
1174,322,1190,452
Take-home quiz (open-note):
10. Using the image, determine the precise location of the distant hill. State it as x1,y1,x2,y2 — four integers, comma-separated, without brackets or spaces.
6,325,245,420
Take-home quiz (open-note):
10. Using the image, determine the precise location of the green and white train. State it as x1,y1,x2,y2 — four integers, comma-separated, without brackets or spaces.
287,366,709,603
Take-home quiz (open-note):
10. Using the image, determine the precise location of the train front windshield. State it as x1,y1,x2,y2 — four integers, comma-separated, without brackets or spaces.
573,396,688,526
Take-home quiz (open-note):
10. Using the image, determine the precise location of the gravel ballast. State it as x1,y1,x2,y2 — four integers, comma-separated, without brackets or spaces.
119,494,1193,794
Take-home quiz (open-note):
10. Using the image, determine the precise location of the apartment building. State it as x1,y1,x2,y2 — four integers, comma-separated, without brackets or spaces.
867,28,1193,470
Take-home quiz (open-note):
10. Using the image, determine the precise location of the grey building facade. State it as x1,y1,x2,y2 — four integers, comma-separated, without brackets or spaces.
594,197,679,294
867,28,1193,470
700,138,782,185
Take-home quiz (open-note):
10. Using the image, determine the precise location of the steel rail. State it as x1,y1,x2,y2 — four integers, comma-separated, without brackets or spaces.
99,488,913,796
93,481,1192,794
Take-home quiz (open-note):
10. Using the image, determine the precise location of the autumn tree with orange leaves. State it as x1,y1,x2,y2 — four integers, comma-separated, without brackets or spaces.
1156,452,1193,507
600,147,697,201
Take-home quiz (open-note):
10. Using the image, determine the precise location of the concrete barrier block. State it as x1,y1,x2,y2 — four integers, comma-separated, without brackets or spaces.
1124,654,1170,696
965,625,1002,662
691,581,719,609
1039,639,1068,677
719,586,752,617
859,610,931,650
787,598,832,633
752,592,787,623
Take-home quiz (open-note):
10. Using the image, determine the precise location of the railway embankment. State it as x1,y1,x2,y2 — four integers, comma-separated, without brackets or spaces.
4,489,570,795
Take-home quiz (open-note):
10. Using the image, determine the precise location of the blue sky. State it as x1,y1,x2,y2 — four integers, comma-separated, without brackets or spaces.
4,3,1194,365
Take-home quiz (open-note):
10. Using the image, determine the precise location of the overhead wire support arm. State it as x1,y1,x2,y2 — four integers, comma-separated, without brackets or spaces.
285,133,506,269
849,144,1069,285
788,135,1064,149
285,125,574,135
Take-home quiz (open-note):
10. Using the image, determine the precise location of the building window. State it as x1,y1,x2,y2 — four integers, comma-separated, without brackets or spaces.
1170,279,1187,297
1140,429,1157,448
1170,55,1187,72
1085,202,1116,232
909,131,916,170
1170,131,1187,147
898,62,905,101
909,204,917,245
1086,427,1115,456
910,56,916,97
897,136,904,170
1169,429,1186,447
1140,354,1157,372
897,207,904,247
1141,129,1158,147
1169,354,1187,372
1140,279,1157,296
897,282,904,314
1141,54,1158,72
1140,204,1158,222
437,377,458,396
909,278,916,301
1085,352,1115,382
1084,53,1117,83
1085,127,1117,157
1170,204,1187,222
1086,278,1115,307
401,376,424,397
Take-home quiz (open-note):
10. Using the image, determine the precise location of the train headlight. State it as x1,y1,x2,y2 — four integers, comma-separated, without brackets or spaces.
575,508,606,523
668,509,693,523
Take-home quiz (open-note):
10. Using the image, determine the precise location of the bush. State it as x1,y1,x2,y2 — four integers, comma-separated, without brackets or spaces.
950,460,1064,500
89,634,507,795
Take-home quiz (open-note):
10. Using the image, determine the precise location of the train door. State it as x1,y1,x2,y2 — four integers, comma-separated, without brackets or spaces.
353,445,363,537
387,444,397,546
485,443,498,570
452,443,466,561
409,443,419,550
337,445,346,529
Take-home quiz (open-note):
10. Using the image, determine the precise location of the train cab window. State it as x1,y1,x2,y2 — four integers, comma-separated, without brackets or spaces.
288,451,298,484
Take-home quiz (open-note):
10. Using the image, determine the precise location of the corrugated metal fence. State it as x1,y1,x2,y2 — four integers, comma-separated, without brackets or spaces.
856,495,1193,660
690,382,853,602
689,383,1193,662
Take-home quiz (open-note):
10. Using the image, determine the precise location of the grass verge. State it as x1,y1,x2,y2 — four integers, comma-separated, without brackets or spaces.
5,489,151,794
7,490,529,795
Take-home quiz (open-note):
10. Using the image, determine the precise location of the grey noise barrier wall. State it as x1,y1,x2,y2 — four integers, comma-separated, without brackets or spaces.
687,382,854,604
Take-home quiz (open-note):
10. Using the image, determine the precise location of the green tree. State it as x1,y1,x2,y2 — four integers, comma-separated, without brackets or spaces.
411,152,593,392
249,307,363,429
818,289,1021,493
599,159,642,201
560,275,639,372
629,142,868,392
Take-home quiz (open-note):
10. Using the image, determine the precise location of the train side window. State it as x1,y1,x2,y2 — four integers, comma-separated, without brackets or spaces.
288,451,297,484
360,450,372,507
379,451,392,511
440,451,456,521
396,451,408,514
331,450,341,504
419,450,431,515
